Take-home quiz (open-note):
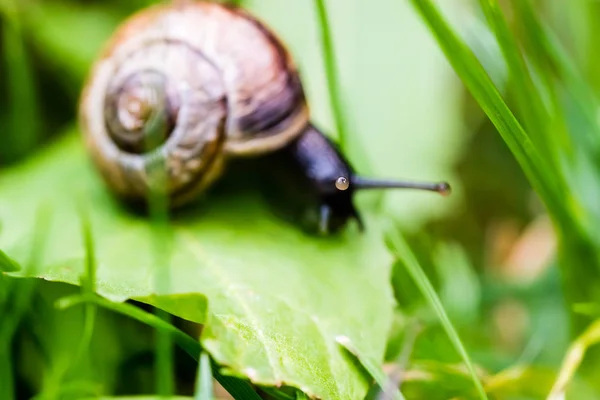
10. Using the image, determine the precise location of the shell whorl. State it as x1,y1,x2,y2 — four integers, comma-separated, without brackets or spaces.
104,70,178,153
79,1,309,206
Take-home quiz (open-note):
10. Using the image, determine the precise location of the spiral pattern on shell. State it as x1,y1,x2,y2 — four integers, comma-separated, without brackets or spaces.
79,1,309,206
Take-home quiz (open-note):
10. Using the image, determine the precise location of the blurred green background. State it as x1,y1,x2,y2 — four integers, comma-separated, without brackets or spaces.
2,0,600,399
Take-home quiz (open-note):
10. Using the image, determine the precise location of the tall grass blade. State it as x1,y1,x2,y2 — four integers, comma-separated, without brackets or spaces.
376,322,421,399
475,0,556,152
547,319,600,399
336,336,405,400
31,381,101,400
386,229,488,400
72,201,98,367
512,0,600,233
0,205,51,342
56,294,262,400
407,0,574,235
155,307,174,396
0,204,51,400
497,0,571,159
313,0,348,149
0,250,20,273
194,352,214,400
259,388,296,400
522,8,600,152
312,0,380,212
1,0,41,162
33,202,103,400
146,124,175,396
0,344,15,400
295,392,309,400
477,0,578,207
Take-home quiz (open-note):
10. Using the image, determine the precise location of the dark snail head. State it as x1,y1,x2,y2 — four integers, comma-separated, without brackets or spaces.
263,124,451,235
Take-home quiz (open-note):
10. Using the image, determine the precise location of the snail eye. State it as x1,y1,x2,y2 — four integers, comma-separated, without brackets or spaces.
335,176,350,191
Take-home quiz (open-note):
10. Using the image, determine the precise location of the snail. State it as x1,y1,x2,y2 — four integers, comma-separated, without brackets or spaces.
79,0,451,234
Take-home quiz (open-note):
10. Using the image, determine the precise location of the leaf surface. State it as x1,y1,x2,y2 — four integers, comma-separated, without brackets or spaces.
0,130,395,400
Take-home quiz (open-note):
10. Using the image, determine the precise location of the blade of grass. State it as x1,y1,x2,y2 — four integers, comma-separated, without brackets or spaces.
146,131,175,396
0,344,14,400
475,0,564,160
503,0,571,147
154,298,174,394
312,0,381,211
377,321,421,399
0,0,41,162
512,0,600,139
385,229,488,400
547,319,600,399
336,336,406,400
260,388,296,400
295,392,309,400
58,294,199,359
512,0,600,236
35,201,101,400
312,0,348,149
56,294,263,400
31,381,101,400
0,204,52,400
407,0,576,236
0,205,52,338
72,201,98,367
0,250,20,273
483,365,556,398
194,352,214,400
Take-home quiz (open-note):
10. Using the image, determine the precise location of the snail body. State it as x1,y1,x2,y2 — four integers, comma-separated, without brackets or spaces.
80,0,450,234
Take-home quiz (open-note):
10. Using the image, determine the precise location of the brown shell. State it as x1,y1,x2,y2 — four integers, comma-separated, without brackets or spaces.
79,1,309,206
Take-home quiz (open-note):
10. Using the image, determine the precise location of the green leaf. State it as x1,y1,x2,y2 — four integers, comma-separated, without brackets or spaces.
0,130,395,400
140,294,208,324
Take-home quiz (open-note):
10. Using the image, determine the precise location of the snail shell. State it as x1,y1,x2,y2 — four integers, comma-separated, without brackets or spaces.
79,1,309,206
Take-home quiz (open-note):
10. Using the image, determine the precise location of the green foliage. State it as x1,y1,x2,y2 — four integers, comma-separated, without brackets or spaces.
4,0,600,398
409,0,600,310
0,0,41,163
0,130,394,399
408,0,600,394
548,320,600,398
387,231,487,399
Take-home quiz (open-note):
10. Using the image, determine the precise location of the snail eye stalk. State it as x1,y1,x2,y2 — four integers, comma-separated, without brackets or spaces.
349,176,451,196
